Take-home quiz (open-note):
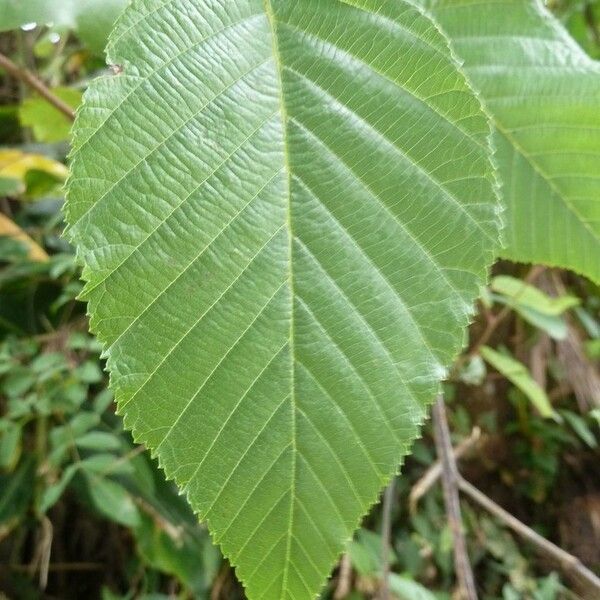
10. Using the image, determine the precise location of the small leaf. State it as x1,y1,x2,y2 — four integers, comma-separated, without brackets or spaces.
0,421,21,469
348,529,395,577
480,346,558,420
561,410,597,449
389,574,438,600
0,149,68,195
39,464,79,513
0,213,48,262
491,276,579,316
84,474,141,527
492,295,568,340
76,431,122,451
19,87,82,143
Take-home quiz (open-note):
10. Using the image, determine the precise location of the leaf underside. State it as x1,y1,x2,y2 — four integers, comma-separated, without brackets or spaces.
66,1,500,598
424,0,600,283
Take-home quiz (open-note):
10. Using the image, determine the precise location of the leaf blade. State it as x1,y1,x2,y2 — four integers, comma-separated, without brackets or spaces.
66,1,501,598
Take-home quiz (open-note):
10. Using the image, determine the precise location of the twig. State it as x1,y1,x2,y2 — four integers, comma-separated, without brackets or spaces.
334,554,352,599
432,397,478,600
409,427,481,516
458,477,600,599
380,478,396,600
0,51,75,121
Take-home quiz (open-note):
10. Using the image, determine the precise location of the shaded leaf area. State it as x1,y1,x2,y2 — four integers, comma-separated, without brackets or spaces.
66,1,500,598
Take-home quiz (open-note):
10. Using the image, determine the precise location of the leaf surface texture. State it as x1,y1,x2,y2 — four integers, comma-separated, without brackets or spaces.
66,1,501,597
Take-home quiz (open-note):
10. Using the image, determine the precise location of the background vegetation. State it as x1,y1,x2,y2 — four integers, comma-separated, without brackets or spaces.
0,1,599,598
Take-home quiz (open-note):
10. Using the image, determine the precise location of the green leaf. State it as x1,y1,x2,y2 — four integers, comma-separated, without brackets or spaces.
422,0,600,283
491,276,579,316
480,346,558,419
389,574,439,600
491,293,569,340
0,420,21,469
76,431,122,451
65,1,501,598
85,474,141,527
560,410,598,448
348,529,395,577
19,87,82,143
39,463,79,513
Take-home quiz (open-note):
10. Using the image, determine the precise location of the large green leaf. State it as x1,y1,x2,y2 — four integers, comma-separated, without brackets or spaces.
422,0,600,283
65,0,501,598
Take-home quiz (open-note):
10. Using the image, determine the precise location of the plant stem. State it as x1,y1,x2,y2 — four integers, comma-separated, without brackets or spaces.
380,478,396,600
0,51,75,121
458,476,600,597
432,396,478,600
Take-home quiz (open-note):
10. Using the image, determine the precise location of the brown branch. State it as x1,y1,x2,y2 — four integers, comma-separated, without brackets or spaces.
334,554,353,600
379,478,396,600
458,477,600,599
0,51,75,121
432,397,478,600
409,427,481,516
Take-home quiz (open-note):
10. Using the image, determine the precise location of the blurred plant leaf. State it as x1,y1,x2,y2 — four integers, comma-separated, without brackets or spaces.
76,431,122,451
0,149,67,197
0,420,21,469
348,529,396,577
560,410,597,448
491,276,580,316
480,346,558,419
389,574,439,600
0,456,35,523
19,87,82,142
85,473,141,527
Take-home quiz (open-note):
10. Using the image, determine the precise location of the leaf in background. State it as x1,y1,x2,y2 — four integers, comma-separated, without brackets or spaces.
85,474,141,528
422,0,600,283
389,574,439,600
0,420,21,469
480,346,558,419
66,0,501,597
491,276,580,316
19,87,82,143
0,213,48,262
0,457,35,524
0,0,128,54
489,275,580,340
560,410,598,448
0,149,67,197
76,431,122,451
348,529,396,577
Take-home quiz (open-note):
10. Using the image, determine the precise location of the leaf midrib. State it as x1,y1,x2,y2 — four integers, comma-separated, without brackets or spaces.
263,1,297,597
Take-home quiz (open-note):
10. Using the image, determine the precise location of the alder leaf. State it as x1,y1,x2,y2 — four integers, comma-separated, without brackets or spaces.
422,0,600,283
65,1,501,598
